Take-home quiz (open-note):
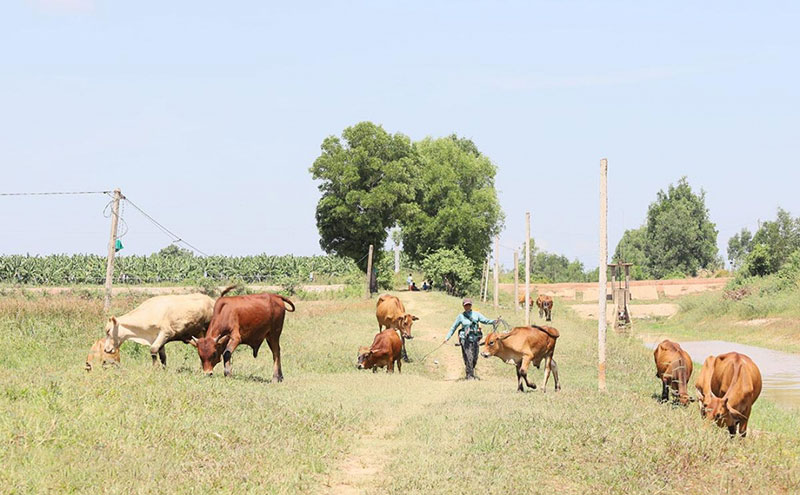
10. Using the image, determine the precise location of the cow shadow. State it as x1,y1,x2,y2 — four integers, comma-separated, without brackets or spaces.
235,374,272,384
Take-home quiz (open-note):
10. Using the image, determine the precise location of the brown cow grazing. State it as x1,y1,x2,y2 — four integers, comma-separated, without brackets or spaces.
536,294,553,321
85,338,120,371
481,325,560,392
695,352,762,437
375,294,418,362
653,339,693,405
357,329,403,373
190,291,295,381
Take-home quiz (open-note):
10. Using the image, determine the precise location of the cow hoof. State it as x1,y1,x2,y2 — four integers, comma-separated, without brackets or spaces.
403,358,412,363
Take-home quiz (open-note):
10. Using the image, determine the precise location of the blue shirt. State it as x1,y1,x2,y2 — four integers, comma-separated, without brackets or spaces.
446,310,495,342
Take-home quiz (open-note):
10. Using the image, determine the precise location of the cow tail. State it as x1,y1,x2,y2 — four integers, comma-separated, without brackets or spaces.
219,285,238,298
532,325,559,339
277,294,296,312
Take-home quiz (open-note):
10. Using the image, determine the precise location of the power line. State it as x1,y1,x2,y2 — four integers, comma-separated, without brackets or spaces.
123,196,209,257
0,190,111,196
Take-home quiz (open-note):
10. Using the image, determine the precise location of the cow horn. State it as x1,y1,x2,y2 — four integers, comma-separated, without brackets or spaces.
213,335,221,343
191,336,198,343
728,406,748,420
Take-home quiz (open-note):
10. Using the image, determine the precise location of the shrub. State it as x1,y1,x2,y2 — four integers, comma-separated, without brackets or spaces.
421,248,477,297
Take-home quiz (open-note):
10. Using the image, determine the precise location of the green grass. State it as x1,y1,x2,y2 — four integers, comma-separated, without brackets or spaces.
1,290,798,494
636,286,800,353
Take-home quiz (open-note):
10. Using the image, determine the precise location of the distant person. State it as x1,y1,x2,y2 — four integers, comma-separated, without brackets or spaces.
421,280,429,291
426,279,433,291
407,273,414,291
309,272,314,283
411,282,419,292
445,298,497,380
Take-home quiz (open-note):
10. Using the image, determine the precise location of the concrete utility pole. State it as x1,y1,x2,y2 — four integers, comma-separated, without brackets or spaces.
525,212,531,326
394,244,400,273
479,259,487,301
493,236,499,309
104,188,122,312
513,250,519,312
482,257,490,303
598,159,608,391
365,244,374,299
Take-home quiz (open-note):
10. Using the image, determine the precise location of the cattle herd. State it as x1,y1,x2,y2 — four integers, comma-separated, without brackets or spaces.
86,288,762,437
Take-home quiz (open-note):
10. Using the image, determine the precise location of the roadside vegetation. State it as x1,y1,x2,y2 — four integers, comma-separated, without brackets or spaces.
1,290,798,494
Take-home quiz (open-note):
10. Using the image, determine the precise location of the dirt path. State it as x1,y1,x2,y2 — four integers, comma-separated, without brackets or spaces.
323,293,462,494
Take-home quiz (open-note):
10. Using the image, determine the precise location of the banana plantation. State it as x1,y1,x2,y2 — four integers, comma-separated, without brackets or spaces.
0,253,360,285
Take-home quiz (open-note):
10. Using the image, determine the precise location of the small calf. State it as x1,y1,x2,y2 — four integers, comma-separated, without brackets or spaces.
85,338,120,371
357,329,402,373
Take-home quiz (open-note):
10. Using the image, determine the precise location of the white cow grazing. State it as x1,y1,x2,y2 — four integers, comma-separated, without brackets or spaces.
103,293,215,367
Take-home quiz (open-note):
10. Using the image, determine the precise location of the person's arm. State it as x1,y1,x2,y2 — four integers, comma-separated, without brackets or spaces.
445,315,462,341
473,311,495,325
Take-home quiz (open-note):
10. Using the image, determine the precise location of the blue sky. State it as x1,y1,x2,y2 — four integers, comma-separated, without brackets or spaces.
1,1,798,269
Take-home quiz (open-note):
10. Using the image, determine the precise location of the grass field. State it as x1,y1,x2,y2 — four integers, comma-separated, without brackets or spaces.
1,290,799,494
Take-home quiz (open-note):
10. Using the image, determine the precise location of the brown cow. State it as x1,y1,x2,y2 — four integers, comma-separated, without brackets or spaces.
357,329,403,373
536,294,553,321
696,352,762,437
375,294,418,362
481,325,560,392
653,339,693,405
190,291,295,381
85,338,120,371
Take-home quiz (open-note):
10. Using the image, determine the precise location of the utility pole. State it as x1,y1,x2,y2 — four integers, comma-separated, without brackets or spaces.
513,250,519,312
394,244,400,273
493,236,499,310
525,212,531,326
598,158,608,391
479,259,487,301
365,244,374,299
104,188,122,312
482,257,490,303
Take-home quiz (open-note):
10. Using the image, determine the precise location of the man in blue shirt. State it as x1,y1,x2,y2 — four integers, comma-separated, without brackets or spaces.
446,298,496,380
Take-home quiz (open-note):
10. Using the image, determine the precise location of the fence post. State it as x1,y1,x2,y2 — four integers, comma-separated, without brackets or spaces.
513,250,519,311
104,188,122,312
482,256,490,303
365,244,374,299
598,159,608,391
493,236,500,309
525,212,531,326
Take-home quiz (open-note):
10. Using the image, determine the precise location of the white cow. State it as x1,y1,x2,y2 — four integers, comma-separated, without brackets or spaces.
103,293,215,367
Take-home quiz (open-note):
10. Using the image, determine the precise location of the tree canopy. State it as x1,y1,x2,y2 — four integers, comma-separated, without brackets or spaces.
309,122,420,270
643,177,719,278
401,135,504,268
310,124,504,273
517,238,591,283
613,226,651,280
729,208,800,277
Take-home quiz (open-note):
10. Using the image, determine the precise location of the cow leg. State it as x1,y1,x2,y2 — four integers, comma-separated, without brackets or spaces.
727,425,737,437
222,338,240,378
387,359,394,373
397,356,402,374
515,362,524,392
661,380,670,402
738,420,748,438
542,356,552,391
520,356,537,390
539,308,543,319
149,333,169,368
550,358,561,391
267,333,283,383
546,308,551,321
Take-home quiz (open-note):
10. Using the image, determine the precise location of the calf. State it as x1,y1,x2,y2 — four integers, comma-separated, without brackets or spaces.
695,352,762,437
536,294,553,321
375,294,418,362
653,339,693,405
481,325,560,392
191,291,294,381
85,338,120,371
357,329,403,373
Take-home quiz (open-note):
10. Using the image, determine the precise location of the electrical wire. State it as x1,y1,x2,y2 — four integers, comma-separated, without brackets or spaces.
123,196,209,257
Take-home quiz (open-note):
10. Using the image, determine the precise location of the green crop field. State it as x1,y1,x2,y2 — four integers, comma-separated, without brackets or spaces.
1,290,798,494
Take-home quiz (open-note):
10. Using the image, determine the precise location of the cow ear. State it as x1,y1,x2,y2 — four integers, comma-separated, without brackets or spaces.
498,333,512,341
412,315,419,321
109,316,117,325
395,316,404,327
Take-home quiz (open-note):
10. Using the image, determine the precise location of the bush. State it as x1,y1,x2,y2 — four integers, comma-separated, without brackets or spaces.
743,244,772,277
421,248,477,297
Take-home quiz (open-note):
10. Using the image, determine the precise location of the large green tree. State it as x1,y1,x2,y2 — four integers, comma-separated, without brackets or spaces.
309,122,420,270
517,238,590,283
749,208,800,274
643,177,719,278
400,135,504,268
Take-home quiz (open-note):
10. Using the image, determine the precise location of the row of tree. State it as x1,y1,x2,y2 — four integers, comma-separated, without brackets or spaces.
727,208,800,277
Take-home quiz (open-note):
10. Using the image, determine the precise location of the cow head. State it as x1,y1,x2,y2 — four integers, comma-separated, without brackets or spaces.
189,334,230,375
86,338,121,372
357,346,374,370
700,392,746,428
394,314,418,340
480,332,508,358
103,316,120,354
